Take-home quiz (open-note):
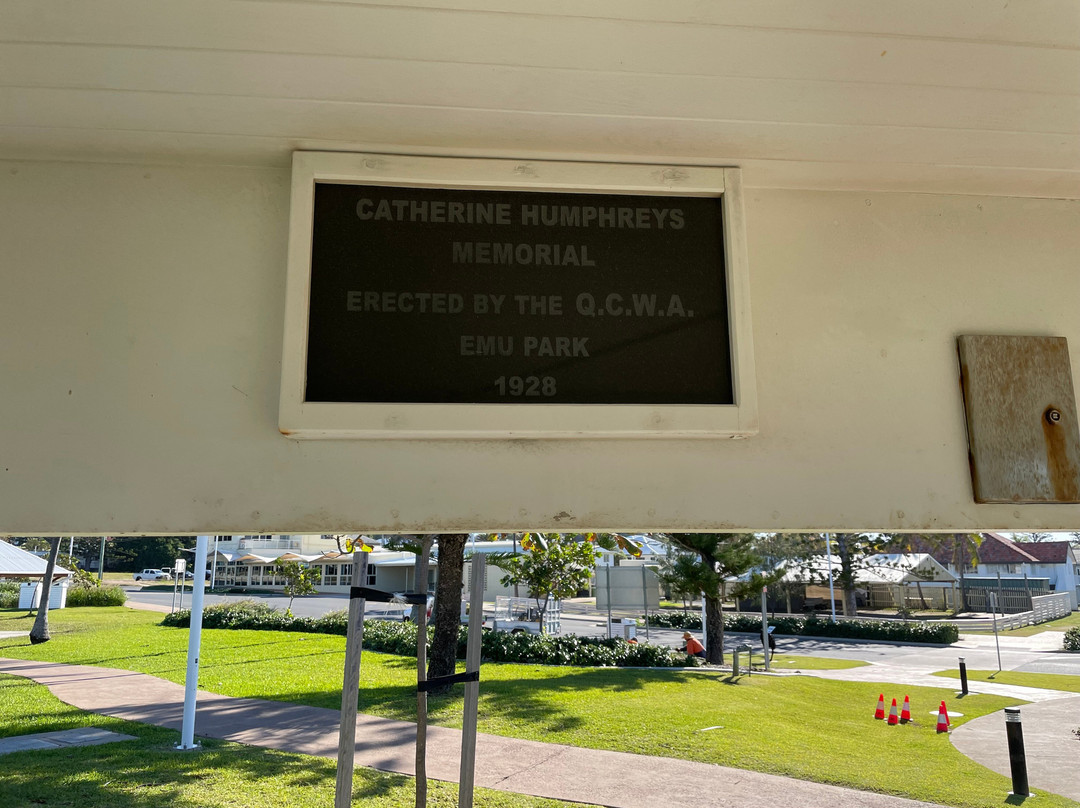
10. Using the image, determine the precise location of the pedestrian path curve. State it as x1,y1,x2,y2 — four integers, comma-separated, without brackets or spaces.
0,657,941,808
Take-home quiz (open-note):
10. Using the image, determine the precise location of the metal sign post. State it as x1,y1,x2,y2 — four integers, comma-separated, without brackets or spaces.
177,535,209,750
641,565,650,642
175,558,187,613
824,533,837,623
761,587,770,671
415,537,433,808
605,561,613,638
990,592,1003,674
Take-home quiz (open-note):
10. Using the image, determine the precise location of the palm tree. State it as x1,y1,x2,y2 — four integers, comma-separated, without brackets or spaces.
29,537,61,644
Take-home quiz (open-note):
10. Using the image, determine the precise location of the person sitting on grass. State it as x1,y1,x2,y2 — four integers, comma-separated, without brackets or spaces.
680,631,705,659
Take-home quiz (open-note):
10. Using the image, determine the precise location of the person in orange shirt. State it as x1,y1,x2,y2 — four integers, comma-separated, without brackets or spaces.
680,631,705,658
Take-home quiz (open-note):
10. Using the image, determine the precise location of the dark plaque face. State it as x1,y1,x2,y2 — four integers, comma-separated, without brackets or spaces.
305,183,732,405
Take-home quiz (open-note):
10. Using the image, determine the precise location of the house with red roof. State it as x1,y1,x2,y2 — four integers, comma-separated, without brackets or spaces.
909,533,1078,610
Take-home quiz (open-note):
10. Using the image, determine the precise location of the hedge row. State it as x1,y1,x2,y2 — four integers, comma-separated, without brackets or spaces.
646,610,958,644
66,585,127,607
0,582,17,609
0,581,127,609
162,601,693,668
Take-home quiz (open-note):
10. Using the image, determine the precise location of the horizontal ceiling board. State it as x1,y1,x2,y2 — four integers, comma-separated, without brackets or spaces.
2,88,1075,172
5,2,1077,95
2,133,1078,201
302,0,1080,48
2,44,1075,136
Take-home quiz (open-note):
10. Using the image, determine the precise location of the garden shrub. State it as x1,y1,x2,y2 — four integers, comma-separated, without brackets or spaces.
66,585,127,607
162,601,692,667
645,611,958,644
1064,626,1080,652
0,581,18,609
645,611,702,630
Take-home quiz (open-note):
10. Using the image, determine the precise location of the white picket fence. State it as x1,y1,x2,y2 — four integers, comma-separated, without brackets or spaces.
960,592,1073,632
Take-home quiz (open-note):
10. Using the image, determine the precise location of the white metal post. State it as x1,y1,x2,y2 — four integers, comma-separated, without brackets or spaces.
761,587,770,671
210,536,218,589
990,591,1003,673
700,592,707,653
642,564,650,642
178,535,209,750
825,533,837,623
605,560,613,638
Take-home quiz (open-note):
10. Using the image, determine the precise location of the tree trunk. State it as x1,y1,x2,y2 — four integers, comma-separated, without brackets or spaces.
428,533,468,689
954,534,969,614
29,538,61,644
704,595,724,665
834,534,859,617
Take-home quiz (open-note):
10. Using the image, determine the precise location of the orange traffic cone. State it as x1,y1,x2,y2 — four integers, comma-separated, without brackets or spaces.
874,693,885,720
887,698,899,725
900,695,911,723
936,702,950,733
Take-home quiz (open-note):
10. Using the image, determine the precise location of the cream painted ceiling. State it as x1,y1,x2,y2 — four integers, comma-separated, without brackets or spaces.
2,0,1078,197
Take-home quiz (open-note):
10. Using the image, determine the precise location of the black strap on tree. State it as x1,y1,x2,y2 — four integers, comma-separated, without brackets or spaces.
349,586,476,692
418,670,480,692
350,586,428,605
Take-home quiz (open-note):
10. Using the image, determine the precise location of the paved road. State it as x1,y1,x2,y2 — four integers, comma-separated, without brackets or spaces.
125,587,1080,678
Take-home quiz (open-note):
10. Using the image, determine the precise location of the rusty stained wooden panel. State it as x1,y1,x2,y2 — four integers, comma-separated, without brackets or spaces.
958,335,1080,504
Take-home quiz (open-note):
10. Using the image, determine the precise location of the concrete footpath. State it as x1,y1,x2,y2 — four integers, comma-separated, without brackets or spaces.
0,657,942,808
950,696,1080,803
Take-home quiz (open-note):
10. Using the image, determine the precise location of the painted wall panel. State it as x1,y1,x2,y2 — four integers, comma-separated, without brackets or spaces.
2,160,1079,534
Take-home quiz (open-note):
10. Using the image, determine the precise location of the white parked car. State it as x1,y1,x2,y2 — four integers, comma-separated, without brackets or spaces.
133,568,172,581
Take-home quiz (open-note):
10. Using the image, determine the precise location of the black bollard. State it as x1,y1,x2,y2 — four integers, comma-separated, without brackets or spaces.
959,657,968,695
1004,707,1029,797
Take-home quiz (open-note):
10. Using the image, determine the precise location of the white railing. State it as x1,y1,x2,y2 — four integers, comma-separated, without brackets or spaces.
957,592,1073,632
237,537,300,551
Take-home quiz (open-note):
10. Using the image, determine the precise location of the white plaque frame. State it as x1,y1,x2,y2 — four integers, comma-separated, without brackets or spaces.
279,152,757,439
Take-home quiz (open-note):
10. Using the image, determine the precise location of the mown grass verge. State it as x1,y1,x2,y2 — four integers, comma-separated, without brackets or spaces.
932,668,1080,693
0,608,1071,808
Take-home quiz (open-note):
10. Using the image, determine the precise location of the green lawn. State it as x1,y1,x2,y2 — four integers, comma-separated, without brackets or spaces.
0,608,1071,808
956,611,1080,637
932,668,1080,693
0,673,586,808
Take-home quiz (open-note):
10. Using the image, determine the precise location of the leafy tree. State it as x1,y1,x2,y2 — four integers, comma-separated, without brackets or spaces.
659,533,775,664
752,533,822,613
107,537,190,571
380,534,436,622
273,561,319,614
29,538,61,645
886,533,983,614
488,533,599,633
10,537,50,553
781,533,893,617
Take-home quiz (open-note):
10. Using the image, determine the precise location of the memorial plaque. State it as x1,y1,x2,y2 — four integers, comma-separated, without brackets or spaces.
304,183,732,405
